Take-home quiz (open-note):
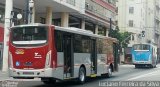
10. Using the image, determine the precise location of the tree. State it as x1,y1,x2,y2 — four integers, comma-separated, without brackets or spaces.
119,32,131,48
109,26,131,48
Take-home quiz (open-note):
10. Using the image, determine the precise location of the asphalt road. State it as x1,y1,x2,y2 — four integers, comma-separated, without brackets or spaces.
1,64,160,87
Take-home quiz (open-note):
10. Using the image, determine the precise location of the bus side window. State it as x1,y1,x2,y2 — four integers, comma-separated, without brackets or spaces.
82,36,91,53
74,34,82,53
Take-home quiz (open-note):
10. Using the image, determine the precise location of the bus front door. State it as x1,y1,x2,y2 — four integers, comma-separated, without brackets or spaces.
91,39,97,74
63,34,74,78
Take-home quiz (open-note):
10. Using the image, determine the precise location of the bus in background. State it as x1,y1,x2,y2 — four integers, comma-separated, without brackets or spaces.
8,23,119,84
132,44,157,68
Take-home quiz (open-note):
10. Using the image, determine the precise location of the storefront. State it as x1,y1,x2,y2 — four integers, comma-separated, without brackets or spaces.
124,47,132,64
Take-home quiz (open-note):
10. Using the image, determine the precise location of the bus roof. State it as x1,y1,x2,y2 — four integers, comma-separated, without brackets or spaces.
11,23,118,43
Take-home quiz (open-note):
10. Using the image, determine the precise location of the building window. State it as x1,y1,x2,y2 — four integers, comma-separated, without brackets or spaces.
98,25,106,36
85,2,93,11
53,18,61,26
129,20,133,27
132,35,134,40
69,15,81,28
129,7,134,14
40,17,46,24
85,21,95,34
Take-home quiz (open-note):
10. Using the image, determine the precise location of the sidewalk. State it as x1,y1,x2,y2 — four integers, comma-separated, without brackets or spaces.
0,70,10,81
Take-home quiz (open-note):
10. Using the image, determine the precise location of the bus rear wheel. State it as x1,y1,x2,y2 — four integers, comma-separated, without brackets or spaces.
78,67,86,84
106,66,112,78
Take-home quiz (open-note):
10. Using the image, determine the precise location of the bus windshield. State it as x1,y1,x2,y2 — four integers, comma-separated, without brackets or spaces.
133,44,150,51
11,26,48,46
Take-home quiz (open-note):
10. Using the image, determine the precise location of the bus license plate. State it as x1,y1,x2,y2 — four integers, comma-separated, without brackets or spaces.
23,72,34,75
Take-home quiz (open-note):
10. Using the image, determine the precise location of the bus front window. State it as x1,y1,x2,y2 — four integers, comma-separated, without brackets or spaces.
11,26,48,46
133,44,150,51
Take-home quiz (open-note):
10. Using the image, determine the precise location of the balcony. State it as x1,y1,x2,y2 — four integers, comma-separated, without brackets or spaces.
1,0,85,14
53,0,85,13
66,0,75,6
85,2,114,24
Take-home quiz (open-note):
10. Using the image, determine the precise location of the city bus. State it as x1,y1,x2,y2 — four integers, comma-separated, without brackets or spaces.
8,23,118,84
132,44,157,68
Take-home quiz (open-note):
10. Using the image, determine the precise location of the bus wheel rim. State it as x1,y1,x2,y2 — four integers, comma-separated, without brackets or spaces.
108,68,112,76
80,70,85,81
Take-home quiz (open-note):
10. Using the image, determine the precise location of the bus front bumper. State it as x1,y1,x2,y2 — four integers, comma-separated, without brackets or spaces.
9,68,53,78
133,61,152,65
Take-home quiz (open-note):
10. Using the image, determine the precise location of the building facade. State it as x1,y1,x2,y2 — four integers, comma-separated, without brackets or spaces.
117,0,160,46
117,0,160,63
1,0,117,70
1,0,117,35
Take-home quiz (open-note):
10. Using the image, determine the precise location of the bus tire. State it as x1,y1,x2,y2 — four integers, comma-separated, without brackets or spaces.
150,64,154,68
135,65,139,68
78,67,86,84
154,64,157,68
41,78,56,84
106,66,112,78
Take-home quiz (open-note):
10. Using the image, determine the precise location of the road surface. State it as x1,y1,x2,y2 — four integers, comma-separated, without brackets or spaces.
1,64,160,87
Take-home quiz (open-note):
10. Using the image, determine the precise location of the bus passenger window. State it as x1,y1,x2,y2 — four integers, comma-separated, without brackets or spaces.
74,34,82,53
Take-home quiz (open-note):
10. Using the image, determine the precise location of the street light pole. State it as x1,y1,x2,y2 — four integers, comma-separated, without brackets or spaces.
24,0,29,24
108,18,112,37
28,0,34,24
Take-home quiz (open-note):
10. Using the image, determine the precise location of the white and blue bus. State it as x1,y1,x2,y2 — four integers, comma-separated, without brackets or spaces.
132,44,157,68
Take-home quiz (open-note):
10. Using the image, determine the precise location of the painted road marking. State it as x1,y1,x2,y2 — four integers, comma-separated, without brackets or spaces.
127,69,160,80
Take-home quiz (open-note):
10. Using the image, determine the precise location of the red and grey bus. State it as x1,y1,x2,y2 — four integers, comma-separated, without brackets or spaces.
8,23,118,84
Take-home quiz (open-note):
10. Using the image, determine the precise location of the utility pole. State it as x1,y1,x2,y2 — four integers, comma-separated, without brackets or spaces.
108,18,112,37
24,0,34,24
2,0,13,71
24,0,29,24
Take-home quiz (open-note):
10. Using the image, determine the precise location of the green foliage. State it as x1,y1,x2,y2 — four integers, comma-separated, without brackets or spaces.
119,32,131,48
109,26,131,48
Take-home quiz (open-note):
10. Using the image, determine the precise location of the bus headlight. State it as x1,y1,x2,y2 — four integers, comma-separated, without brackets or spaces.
8,52,13,68
45,50,51,68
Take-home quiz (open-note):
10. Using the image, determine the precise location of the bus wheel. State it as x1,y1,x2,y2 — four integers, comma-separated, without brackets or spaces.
150,65,153,68
135,65,139,68
106,66,112,78
41,78,56,84
78,67,86,84
154,65,157,68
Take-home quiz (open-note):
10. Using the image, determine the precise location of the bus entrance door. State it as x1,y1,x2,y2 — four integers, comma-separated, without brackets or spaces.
63,34,73,78
91,39,97,75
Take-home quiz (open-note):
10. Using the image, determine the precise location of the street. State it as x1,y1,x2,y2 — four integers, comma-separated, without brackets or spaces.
1,64,160,87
